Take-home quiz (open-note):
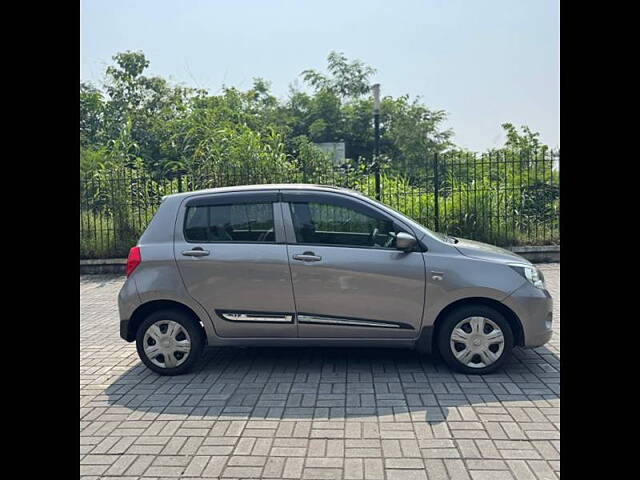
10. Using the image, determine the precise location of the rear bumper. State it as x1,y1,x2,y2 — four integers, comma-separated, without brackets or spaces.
120,319,133,342
503,283,554,348
118,276,141,342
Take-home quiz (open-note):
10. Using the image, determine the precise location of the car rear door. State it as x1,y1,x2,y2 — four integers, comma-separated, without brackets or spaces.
174,191,297,338
282,190,426,339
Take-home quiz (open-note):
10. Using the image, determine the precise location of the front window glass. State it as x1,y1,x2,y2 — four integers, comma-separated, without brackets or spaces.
290,201,402,248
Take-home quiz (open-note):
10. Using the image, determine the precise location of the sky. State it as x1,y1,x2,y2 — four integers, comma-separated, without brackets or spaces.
80,0,559,152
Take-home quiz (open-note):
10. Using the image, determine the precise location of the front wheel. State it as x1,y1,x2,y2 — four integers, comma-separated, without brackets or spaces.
437,305,514,374
135,309,204,375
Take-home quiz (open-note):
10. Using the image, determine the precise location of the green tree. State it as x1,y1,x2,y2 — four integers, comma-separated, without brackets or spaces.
81,50,458,177
80,82,105,147
381,95,453,171
495,123,550,157
301,51,376,100
101,51,197,173
295,52,453,168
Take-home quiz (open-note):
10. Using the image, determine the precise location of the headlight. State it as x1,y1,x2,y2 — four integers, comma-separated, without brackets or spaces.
509,264,545,289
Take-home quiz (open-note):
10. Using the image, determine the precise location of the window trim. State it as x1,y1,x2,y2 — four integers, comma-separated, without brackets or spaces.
175,189,427,251
281,238,412,251
185,190,279,207
281,190,392,221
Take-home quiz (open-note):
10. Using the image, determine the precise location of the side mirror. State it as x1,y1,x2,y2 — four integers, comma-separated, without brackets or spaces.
395,232,417,251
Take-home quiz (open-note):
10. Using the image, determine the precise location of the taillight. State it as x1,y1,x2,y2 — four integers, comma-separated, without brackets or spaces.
126,246,141,277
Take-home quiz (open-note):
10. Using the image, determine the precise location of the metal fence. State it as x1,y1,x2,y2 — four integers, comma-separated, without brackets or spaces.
80,151,559,259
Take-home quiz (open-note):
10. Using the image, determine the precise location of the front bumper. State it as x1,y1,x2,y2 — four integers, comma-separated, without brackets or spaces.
526,321,553,347
503,282,554,348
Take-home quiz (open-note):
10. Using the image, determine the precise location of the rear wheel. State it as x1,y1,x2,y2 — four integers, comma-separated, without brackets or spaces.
437,305,514,374
135,309,204,375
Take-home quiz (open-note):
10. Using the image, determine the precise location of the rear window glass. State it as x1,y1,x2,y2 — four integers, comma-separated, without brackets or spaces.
184,203,275,243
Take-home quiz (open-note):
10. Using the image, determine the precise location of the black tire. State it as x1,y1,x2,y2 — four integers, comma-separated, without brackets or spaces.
437,304,514,375
135,309,204,376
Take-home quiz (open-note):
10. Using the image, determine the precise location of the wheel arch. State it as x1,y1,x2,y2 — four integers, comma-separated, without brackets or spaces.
125,299,206,342
430,297,524,354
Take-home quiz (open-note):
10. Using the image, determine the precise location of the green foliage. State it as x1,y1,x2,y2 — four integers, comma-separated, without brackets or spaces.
80,50,559,258
288,136,334,179
80,146,109,174
80,83,105,147
349,171,559,246
493,123,549,157
381,95,453,172
80,50,456,178
301,51,377,99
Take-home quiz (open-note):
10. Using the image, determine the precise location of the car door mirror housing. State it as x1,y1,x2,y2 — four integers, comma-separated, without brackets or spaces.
395,232,417,251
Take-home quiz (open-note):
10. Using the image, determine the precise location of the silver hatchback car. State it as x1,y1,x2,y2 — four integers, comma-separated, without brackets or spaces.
118,184,552,376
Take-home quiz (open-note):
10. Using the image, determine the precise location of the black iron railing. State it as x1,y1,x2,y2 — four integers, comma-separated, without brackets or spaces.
80,151,559,259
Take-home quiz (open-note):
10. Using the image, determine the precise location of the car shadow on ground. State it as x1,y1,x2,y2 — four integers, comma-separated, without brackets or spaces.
104,345,559,425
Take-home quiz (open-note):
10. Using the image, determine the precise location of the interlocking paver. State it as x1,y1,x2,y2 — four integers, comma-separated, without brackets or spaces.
80,263,559,478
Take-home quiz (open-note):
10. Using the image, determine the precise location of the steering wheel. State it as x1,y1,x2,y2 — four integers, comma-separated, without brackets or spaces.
384,232,396,248
371,228,397,248
257,228,274,242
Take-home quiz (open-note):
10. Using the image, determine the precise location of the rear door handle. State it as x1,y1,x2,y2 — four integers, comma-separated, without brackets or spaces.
293,252,322,262
182,248,210,257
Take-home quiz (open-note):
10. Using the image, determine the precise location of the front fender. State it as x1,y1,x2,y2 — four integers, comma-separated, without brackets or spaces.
420,251,526,330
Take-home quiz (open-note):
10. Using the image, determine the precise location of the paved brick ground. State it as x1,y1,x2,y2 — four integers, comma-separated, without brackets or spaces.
80,264,559,479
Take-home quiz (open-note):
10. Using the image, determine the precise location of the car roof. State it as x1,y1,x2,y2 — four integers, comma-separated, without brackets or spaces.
162,183,363,201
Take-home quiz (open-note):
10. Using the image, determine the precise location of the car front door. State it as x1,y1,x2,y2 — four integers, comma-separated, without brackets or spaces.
282,190,426,339
174,191,297,338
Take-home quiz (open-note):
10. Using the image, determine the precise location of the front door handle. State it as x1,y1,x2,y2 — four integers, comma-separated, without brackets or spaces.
182,248,210,257
293,252,322,262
